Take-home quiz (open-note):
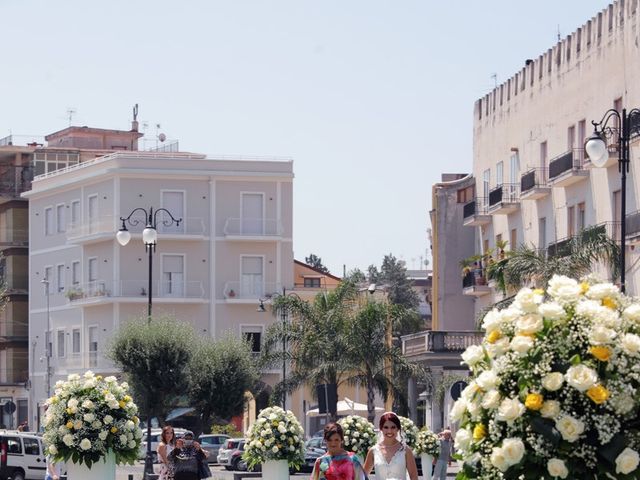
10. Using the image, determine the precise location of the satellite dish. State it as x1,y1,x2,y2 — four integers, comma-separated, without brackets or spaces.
158,133,167,142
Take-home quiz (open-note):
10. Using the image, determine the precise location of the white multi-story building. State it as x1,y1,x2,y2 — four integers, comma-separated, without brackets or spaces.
462,0,640,316
24,150,294,429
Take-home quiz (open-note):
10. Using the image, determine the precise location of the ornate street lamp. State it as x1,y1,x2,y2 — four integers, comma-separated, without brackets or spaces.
585,108,640,293
116,206,181,479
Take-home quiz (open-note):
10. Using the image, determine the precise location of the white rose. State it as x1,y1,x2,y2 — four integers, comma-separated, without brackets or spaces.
482,310,501,333
496,398,525,423
589,325,617,345
67,398,79,409
498,308,520,325
490,447,510,472
623,304,640,322
104,415,113,424
585,282,619,300
565,365,598,392
516,313,544,335
466,400,482,420
455,428,472,452
84,371,95,378
513,288,543,312
486,337,510,359
541,372,564,391
449,399,467,422
555,415,585,442
82,400,95,409
547,458,569,478
501,438,525,465
79,438,92,450
461,382,479,401
615,448,640,474
83,413,95,423
540,400,561,419
63,434,74,446
476,370,499,391
539,302,566,322
621,333,640,356
461,345,485,366
510,335,534,356
547,275,581,302
48,445,58,455
481,390,501,410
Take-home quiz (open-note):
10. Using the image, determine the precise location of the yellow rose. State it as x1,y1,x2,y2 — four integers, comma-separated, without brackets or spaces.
590,346,611,362
133,416,140,425
533,289,545,296
586,384,609,404
580,282,590,294
51,396,59,404
65,408,72,415
124,395,132,402
96,375,103,380
66,421,74,429
110,426,118,434
525,393,544,411
119,400,127,408
472,424,487,441
487,330,502,344
602,297,617,309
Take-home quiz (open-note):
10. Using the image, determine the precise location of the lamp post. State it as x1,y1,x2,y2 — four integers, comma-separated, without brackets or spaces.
585,107,640,293
116,206,181,479
258,287,300,410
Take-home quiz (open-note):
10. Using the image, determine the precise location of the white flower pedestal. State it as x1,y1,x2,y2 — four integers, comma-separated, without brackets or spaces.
66,452,116,480
421,454,433,480
262,459,289,480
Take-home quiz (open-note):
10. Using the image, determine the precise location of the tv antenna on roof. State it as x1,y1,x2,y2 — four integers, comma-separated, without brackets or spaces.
67,108,77,126
557,25,561,42
491,73,497,88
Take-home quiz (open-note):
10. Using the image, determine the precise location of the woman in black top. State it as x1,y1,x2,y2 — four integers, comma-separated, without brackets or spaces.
168,431,208,480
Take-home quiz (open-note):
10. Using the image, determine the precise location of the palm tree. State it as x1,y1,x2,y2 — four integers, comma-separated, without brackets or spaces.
341,301,425,422
503,224,620,289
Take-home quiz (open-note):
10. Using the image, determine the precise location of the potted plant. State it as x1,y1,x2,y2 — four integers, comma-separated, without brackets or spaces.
337,415,376,461
228,289,236,298
459,257,474,278
415,429,440,480
65,287,84,301
43,371,142,479
495,239,509,259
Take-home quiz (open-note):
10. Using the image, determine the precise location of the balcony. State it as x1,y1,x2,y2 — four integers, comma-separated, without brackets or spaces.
462,271,491,296
548,222,620,258
488,183,520,214
223,218,283,241
66,280,207,306
626,210,640,245
520,168,551,200
548,149,589,187
0,228,28,248
0,165,33,201
223,281,282,303
67,216,207,244
462,197,491,227
0,368,28,386
55,351,115,373
401,330,484,357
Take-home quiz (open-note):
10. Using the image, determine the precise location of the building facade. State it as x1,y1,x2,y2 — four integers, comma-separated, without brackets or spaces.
24,151,294,430
463,0,640,317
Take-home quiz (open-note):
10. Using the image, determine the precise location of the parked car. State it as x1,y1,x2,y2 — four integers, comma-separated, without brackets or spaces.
301,437,326,473
217,438,251,471
197,434,230,463
0,432,54,480
138,428,188,463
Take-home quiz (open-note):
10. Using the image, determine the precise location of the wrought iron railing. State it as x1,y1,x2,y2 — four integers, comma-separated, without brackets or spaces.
489,183,519,206
520,168,548,193
401,330,484,356
549,149,585,179
463,197,488,218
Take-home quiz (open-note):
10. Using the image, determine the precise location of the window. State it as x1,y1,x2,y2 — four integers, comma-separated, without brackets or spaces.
540,141,548,180
57,330,65,358
160,191,185,234
483,239,490,257
539,217,547,249
72,261,80,285
568,206,576,237
44,266,53,287
303,278,322,288
241,193,265,235
88,195,98,234
88,258,97,283
613,190,622,242
56,204,66,233
162,255,184,297
88,326,98,368
72,328,81,354
241,326,263,354
483,169,490,201
510,229,517,250
5,436,21,454
509,153,520,192
456,185,474,204
496,161,504,186
45,207,54,236
568,125,576,150
22,437,40,456
241,256,264,297
57,264,65,292
578,120,586,164
71,200,80,227
577,202,586,231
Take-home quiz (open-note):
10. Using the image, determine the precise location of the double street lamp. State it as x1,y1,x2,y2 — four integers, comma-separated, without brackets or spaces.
258,287,300,410
116,206,181,479
585,107,640,293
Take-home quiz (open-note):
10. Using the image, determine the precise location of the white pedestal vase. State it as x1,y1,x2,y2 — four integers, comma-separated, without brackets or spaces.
262,459,289,480
420,454,433,480
65,452,116,480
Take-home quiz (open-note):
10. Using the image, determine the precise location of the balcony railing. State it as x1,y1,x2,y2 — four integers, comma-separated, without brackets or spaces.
488,183,519,207
549,149,585,179
547,222,620,258
223,281,282,300
55,351,114,371
401,330,484,356
0,368,28,385
520,168,549,193
0,228,28,246
66,280,206,301
626,210,640,239
223,218,283,237
67,216,206,240
462,270,487,288
0,165,33,198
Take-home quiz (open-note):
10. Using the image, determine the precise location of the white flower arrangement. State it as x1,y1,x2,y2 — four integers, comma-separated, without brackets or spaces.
398,415,418,449
43,371,142,467
414,429,439,457
453,276,640,479
243,406,305,469
337,415,375,459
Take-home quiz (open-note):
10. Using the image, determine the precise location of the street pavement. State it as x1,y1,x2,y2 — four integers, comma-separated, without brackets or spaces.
116,462,460,479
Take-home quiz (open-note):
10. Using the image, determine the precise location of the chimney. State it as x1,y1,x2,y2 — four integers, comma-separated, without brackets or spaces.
131,103,139,132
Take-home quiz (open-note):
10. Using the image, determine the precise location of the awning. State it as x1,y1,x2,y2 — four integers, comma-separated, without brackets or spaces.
306,397,384,417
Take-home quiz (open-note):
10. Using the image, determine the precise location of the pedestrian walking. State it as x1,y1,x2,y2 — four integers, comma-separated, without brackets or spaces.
158,425,176,480
432,430,452,480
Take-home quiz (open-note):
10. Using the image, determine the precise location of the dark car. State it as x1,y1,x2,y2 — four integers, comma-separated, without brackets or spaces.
301,437,326,473
197,434,229,463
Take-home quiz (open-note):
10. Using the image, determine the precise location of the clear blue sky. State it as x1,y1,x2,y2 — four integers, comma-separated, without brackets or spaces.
0,0,609,275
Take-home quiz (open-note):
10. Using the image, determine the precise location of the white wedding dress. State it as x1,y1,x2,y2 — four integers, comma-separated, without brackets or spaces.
372,444,409,480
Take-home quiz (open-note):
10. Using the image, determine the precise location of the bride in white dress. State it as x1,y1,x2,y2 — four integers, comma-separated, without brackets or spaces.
363,412,418,480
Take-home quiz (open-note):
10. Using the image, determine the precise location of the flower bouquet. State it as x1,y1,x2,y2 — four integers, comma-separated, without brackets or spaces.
337,415,375,459
453,276,640,479
398,415,419,449
43,371,141,468
243,406,305,471
415,429,440,457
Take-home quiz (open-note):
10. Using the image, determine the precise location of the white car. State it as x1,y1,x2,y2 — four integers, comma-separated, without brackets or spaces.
138,428,188,463
0,432,54,480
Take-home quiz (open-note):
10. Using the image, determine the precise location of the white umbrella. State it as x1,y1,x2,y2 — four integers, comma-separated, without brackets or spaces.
306,397,385,417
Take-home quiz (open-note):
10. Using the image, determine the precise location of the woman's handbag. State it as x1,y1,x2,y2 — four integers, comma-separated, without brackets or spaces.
198,459,212,479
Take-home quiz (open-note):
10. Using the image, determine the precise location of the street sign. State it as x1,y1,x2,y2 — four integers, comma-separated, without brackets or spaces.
3,401,16,414
450,381,468,401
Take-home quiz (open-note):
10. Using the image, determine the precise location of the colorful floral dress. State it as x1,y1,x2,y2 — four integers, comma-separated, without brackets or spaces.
158,442,174,480
311,452,368,480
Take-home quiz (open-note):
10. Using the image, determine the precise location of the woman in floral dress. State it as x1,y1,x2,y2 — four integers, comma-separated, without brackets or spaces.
311,422,368,480
157,425,176,480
